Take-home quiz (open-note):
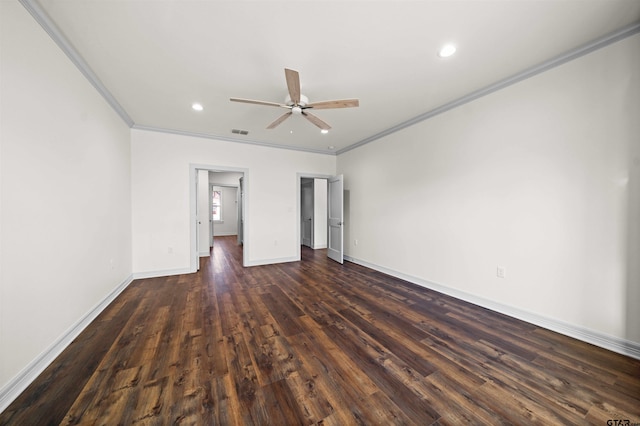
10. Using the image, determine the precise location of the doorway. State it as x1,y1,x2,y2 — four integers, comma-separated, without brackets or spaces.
190,164,248,271
208,173,242,248
297,174,331,261
300,178,325,249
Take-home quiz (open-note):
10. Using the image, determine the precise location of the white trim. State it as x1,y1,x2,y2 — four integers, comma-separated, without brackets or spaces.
132,268,193,280
133,125,336,156
0,274,134,413
199,251,210,257
337,22,640,155
21,0,639,157
244,256,298,267
344,255,640,361
313,244,327,250
19,0,134,127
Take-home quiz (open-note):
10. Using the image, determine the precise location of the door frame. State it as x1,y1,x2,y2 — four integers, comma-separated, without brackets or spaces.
295,173,332,261
190,164,249,270
300,178,315,248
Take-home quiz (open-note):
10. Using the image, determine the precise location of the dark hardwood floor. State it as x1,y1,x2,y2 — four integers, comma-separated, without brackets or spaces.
1,236,639,425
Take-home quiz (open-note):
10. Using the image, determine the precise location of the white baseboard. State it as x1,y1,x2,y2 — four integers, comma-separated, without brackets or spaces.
313,244,327,250
199,251,210,257
344,255,640,361
132,267,194,279
214,232,238,237
244,256,298,267
0,274,134,413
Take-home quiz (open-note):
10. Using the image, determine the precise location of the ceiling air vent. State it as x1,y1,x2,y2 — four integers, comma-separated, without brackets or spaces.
231,129,249,135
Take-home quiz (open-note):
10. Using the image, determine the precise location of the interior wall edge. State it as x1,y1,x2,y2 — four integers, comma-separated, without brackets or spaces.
18,0,134,127
132,124,337,156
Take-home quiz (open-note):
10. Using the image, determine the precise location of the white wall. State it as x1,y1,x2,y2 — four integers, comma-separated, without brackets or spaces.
209,171,243,186
212,186,238,237
0,2,132,392
314,179,328,249
338,34,640,346
131,130,336,272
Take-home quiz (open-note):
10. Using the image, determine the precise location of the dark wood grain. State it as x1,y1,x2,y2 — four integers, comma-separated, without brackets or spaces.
1,236,639,425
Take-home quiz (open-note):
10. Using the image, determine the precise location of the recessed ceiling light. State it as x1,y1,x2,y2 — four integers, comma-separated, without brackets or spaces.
192,103,204,111
328,145,335,150
438,44,456,58
321,129,329,134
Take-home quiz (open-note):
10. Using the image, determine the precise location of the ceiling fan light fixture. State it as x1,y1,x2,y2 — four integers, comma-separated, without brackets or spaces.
192,102,204,111
231,68,359,130
438,44,456,58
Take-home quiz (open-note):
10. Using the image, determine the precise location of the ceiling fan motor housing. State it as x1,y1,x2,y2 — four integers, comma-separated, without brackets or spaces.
286,94,309,107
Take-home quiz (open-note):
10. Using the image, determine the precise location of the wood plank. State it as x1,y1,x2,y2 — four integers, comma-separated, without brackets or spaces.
1,236,639,425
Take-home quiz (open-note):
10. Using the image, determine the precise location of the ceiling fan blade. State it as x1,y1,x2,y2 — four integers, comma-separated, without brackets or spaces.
285,68,301,105
302,111,331,130
230,98,287,108
267,111,292,129
306,99,360,109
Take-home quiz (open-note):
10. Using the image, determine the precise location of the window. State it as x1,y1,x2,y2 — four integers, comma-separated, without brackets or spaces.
212,189,222,222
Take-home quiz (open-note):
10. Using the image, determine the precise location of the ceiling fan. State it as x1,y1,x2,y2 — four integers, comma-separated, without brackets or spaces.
230,68,359,130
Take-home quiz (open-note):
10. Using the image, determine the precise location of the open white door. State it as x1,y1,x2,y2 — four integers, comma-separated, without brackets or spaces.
195,172,200,271
237,177,244,245
327,174,344,264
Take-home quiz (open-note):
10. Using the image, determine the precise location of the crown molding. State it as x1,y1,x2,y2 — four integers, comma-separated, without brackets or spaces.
19,0,135,127
19,0,639,157
131,125,337,156
337,21,640,155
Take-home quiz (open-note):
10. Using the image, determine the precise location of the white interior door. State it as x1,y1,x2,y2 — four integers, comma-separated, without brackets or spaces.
237,177,244,245
195,172,200,271
301,180,314,248
327,174,344,264
209,184,214,247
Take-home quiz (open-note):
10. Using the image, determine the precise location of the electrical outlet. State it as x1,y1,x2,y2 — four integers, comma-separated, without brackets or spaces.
497,266,506,279
354,239,358,246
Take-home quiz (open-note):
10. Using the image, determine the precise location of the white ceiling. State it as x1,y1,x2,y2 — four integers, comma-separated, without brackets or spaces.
27,0,640,154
